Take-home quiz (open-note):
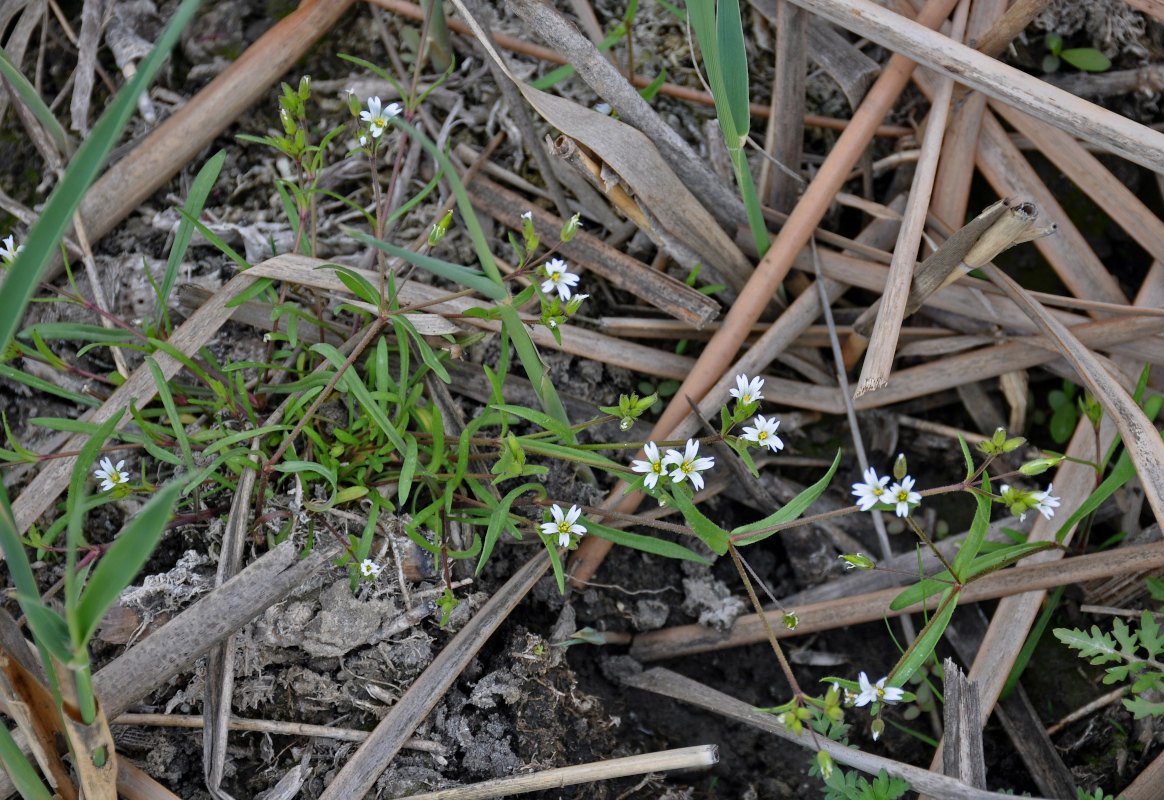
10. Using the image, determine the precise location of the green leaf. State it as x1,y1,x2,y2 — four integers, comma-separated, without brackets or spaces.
156,151,225,328
950,488,991,580
730,450,841,545
715,0,750,139
0,721,52,800
667,485,730,554
74,480,182,648
0,47,69,157
0,363,101,408
330,264,382,306
890,587,959,686
311,343,408,454
147,357,195,474
478,482,543,574
497,304,573,437
1060,48,1111,72
493,403,574,442
399,434,418,505
585,519,711,563
350,231,506,300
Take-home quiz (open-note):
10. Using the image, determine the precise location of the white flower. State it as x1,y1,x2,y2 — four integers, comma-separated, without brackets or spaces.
359,559,381,578
521,210,533,220
93,457,130,492
854,672,904,707
359,134,368,146
741,415,783,453
0,235,23,264
631,441,666,490
729,373,764,405
1030,483,1061,520
359,96,402,137
888,475,921,518
851,467,891,512
662,439,715,492
595,102,612,115
540,258,580,301
540,503,586,547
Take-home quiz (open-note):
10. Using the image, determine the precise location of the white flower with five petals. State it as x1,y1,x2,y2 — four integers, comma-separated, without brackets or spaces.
93,457,130,492
540,504,587,547
360,96,402,137
741,415,783,453
662,439,715,491
631,441,666,490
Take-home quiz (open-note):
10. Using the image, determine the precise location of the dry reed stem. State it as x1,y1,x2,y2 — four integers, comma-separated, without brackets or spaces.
973,112,1128,305
991,100,1164,266
855,0,966,396
761,0,807,212
368,0,913,137
786,0,1164,172
628,538,1164,661
624,668,1054,800
397,745,718,800
317,552,550,798
567,0,962,587
929,0,1007,228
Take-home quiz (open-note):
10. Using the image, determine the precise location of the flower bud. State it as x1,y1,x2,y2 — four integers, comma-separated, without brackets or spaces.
839,553,875,570
428,210,453,246
871,718,885,741
893,453,908,480
1020,456,1062,475
816,750,834,780
297,75,311,100
561,212,582,242
782,611,799,630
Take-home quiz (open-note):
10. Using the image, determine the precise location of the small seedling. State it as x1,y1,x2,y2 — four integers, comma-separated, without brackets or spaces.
1043,32,1111,73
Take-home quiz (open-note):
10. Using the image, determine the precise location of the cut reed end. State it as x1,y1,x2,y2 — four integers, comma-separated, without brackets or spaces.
853,377,888,399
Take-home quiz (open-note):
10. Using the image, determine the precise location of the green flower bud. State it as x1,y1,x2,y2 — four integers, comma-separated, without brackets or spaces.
871,718,885,741
893,453,908,480
782,611,799,630
839,553,876,570
298,75,311,101
561,212,582,242
1020,456,1063,475
428,210,453,246
816,751,834,780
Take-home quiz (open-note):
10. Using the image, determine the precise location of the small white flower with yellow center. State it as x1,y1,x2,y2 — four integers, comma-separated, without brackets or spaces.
630,441,666,490
741,415,783,453
360,96,402,137
854,672,904,707
729,373,764,405
93,457,130,492
540,258,580,301
662,439,715,491
888,475,921,518
851,467,890,512
359,559,381,578
540,504,586,548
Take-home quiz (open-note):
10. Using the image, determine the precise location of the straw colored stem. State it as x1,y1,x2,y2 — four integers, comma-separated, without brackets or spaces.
398,745,718,800
629,539,1164,660
785,0,1164,172
855,0,966,397
369,0,912,137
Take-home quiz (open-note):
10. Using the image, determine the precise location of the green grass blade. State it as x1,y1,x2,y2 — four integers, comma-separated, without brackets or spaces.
146,357,196,473
0,722,52,800
74,479,182,648
155,150,225,329
715,0,750,139
0,46,69,157
0,0,203,358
